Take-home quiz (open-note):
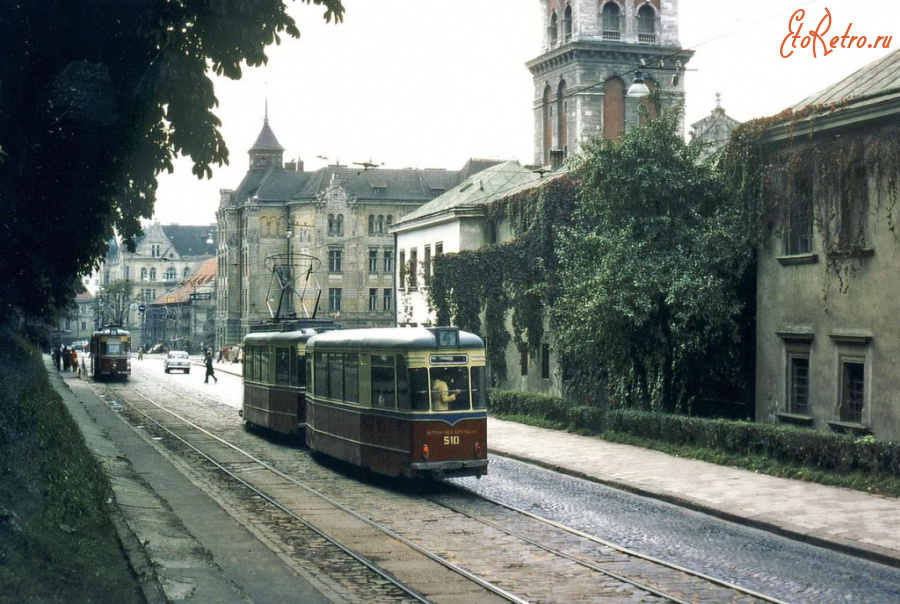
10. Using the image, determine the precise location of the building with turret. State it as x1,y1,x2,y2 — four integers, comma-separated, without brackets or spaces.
214,114,501,347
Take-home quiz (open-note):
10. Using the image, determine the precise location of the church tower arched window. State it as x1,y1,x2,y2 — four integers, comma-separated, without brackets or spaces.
601,2,621,40
542,85,552,164
637,4,657,43
549,11,558,47
557,80,568,157
563,5,572,42
603,77,625,141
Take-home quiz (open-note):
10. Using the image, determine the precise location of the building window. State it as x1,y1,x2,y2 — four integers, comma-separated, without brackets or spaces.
336,214,344,237
369,249,379,273
369,288,378,311
435,242,443,256
386,215,393,230
165,267,176,281
840,165,868,251
399,250,406,288
603,78,625,141
141,268,148,281
840,361,865,423
377,215,385,235
149,268,156,281
789,355,810,414
520,349,529,377
368,215,375,235
602,2,622,40
549,11,558,47
328,249,343,273
327,214,335,236
541,344,550,379
637,4,657,43
383,288,392,311
383,250,394,273
183,267,190,278
563,5,572,42
328,288,342,312
786,175,813,255
409,248,418,290
424,245,432,284
124,266,130,280
542,85,552,164
557,80,567,155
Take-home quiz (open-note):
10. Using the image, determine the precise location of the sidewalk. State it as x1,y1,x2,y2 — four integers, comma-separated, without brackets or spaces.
487,417,900,568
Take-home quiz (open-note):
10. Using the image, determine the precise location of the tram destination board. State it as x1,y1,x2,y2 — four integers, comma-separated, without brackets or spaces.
189,293,212,301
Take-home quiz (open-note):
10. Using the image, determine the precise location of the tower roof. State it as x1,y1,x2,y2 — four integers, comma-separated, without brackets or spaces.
250,118,284,153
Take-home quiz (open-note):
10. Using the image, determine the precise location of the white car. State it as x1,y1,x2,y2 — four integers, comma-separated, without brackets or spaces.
164,350,191,374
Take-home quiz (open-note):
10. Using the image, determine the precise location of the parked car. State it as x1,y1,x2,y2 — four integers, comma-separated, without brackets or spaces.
164,350,191,374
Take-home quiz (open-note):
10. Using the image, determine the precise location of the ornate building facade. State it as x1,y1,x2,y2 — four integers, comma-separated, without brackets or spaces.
530,0,692,164
215,116,500,347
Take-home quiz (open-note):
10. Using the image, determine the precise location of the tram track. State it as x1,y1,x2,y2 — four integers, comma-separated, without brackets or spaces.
103,378,790,603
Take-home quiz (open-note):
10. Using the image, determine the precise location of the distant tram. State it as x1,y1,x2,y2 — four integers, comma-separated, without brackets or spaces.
90,326,131,381
241,319,336,435
304,327,488,479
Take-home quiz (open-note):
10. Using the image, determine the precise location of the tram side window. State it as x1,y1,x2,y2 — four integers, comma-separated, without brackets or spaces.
431,367,470,411
259,347,269,384
275,347,291,385
344,353,359,403
314,352,327,397
294,348,305,388
408,368,430,411
371,354,395,408
396,357,410,409
471,366,487,409
328,353,343,400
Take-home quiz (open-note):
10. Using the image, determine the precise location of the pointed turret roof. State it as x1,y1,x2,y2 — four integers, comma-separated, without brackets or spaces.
250,117,285,152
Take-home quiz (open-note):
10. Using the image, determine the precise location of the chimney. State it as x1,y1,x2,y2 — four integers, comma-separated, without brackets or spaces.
550,149,564,171
296,158,304,172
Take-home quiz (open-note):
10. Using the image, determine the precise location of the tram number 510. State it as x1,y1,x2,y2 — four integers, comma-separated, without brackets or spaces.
443,435,460,445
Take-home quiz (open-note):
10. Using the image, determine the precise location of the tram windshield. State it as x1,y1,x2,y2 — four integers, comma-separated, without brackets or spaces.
429,367,470,412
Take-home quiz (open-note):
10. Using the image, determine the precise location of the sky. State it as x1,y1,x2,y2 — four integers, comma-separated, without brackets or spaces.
152,0,900,226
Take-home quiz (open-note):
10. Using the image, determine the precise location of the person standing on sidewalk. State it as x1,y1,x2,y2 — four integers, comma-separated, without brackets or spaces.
204,351,218,384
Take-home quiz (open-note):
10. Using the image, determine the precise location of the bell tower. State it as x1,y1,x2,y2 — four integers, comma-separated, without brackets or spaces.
529,0,692,165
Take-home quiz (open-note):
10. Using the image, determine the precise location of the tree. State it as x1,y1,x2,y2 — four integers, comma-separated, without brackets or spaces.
95,280,136,327
551,109,754,413
0,0,344,323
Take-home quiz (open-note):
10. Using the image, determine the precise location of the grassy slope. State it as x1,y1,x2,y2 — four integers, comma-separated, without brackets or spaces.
0,336,141,602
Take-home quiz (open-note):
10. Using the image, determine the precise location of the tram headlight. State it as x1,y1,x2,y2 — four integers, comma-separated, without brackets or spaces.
422,444,430,460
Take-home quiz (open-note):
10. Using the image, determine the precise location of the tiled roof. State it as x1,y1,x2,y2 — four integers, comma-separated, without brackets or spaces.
792,49,900,110
394,161,554,226
150,257,216,305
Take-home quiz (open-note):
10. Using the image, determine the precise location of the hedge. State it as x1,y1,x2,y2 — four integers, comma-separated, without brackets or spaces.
488,389,900,476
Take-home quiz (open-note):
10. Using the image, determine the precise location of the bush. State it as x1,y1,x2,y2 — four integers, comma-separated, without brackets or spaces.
488,389,900,477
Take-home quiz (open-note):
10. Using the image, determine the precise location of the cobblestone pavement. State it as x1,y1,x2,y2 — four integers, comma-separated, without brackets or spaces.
485,417,900,568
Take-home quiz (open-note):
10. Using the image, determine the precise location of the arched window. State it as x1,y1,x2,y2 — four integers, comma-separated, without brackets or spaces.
165,267,176,281
336,214,344,236
557,80,568,157
377,215,385,235
327,214,335,236
542,85,552,164
549,11,558,47
368,215,375,235
149,268,157,281
563,5,572,42
637,4,656,43
183,267,190,278
385,215,392,230
603,77,625,141
140,268,148,281
601,2,621,40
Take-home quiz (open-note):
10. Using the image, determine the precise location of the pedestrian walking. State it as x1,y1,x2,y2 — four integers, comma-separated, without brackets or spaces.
204,351,218,384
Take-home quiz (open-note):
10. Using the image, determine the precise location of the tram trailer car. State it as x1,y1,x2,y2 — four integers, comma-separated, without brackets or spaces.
90,326,131,381
242,328,317,435
304,327,488,480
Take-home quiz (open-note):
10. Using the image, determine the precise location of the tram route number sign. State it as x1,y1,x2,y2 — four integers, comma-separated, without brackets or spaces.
190,293,212,301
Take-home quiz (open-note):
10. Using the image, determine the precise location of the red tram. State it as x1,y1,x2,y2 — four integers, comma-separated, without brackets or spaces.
89,326,131,380
304,327,488,479
241,320,336,435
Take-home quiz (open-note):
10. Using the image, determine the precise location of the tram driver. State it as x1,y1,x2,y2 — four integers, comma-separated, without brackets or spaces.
431,371,461,411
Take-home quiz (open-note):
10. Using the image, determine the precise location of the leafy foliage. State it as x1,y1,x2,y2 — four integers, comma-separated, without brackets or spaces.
553,110,754,412
0,0,344,322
